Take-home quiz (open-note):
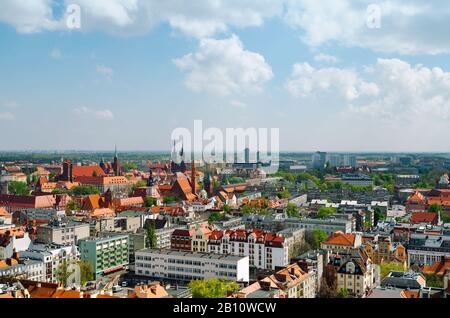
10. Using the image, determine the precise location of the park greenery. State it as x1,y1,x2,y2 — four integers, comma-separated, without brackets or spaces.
188,278,240,298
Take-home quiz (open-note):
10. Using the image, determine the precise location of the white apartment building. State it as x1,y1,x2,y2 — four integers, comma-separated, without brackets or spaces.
407,234,450,266
20,244,80,283
285,217,353,235
207,229,289,270
0,259,45,281
135,249,249,283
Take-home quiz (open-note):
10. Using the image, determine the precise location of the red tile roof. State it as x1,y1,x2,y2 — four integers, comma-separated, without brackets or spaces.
72,166,106,178
411,212,439,225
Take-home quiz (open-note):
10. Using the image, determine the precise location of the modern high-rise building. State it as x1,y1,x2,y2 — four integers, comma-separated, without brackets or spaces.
312,152,327,169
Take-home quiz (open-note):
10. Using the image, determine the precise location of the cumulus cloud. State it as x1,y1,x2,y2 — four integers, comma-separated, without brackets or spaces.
4,0,450,55
0,0,62,33
284,0,450,55
174,35,273,96
96,65,114,80
285,63,378,101
286,58,450,125
74,107,114,120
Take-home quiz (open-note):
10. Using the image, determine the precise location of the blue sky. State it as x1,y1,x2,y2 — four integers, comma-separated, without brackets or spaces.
1,0,450,152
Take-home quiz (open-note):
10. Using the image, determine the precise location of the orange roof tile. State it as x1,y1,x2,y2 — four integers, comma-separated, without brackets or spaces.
323,231,355,247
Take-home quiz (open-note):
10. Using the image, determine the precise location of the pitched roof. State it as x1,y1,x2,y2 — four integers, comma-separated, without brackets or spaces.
411,212,439,224
323,231,355,247
408,191,426,203
113,197,144,207
90,208,115,219
422,256,450,276
71,166,106,178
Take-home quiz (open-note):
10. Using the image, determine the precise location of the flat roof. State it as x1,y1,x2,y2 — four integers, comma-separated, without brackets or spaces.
137,249,247,262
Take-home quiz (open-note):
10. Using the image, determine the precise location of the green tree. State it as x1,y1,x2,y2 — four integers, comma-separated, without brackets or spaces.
309,228,328,249
188,278,240,298
65,200,80,214
277,189,291,199
429,204,443,213
208,212,222,222
317,207,337,219
163,195,176,204
145,222,157,249
69,185,100,196
240,204,254,215
380,262,405,278
55,260,73,288
144,197,157,207
132,180,147,191
339,288,350,298
8,181,30,195
424,273,444,288
78,260,94,287
374,207,385,226
286,203,300,218
223,205,232,214
122,163,138,172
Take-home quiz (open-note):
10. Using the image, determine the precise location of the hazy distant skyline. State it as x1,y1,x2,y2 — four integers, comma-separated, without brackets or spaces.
2,1,450,152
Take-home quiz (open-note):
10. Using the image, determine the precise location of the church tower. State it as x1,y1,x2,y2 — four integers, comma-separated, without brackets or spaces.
113,144,121,176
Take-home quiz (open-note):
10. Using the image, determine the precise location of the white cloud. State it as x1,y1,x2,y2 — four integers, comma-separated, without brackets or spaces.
96,65,114,80
74,107,114,120
284,0,450,55
347,59,450,121
4,0,450,55
63,0,282,38
50,49,62,59
285,63,378,101
0,112,15,121
174,35,273,96
314,53,338,64
0,0,62,33
286,58,450,125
